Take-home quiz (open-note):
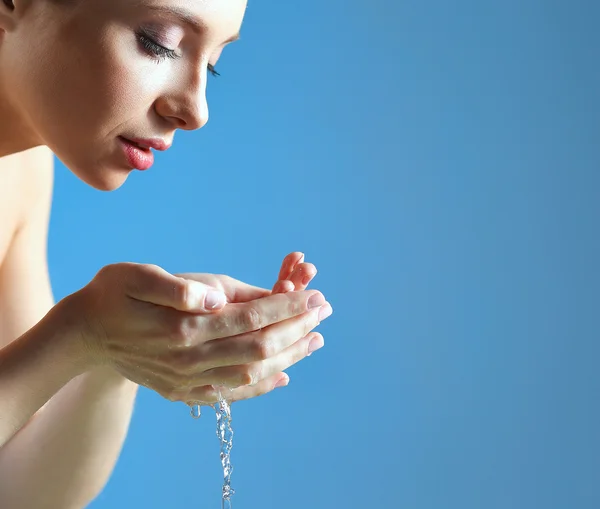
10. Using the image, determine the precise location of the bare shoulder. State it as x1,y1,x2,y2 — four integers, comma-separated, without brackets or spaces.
0,146,54,264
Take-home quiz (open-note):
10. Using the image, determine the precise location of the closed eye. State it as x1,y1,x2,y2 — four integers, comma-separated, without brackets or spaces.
136,31,220,77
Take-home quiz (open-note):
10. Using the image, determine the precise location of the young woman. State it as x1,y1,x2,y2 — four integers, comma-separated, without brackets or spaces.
0,1,332,507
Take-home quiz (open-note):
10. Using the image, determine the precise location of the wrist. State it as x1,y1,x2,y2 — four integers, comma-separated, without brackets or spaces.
51,295,139,389
46,294,102,376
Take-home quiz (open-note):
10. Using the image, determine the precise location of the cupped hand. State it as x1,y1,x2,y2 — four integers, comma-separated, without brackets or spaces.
65,259,331,405
264,252,325,390
177,252,328,404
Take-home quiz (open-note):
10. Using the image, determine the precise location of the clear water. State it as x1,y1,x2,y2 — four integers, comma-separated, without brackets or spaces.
188,387,235,509
213,397,235,509
190,404,202,419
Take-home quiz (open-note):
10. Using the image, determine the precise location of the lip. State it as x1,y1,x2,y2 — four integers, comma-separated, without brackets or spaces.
118,137,155,171
126,137,172,151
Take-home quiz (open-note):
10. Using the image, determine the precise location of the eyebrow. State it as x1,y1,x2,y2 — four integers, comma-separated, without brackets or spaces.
145,5,240,44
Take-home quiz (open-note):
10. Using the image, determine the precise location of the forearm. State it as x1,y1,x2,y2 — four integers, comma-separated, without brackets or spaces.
0,301,88,448
0,365,139,509
0,298,139,508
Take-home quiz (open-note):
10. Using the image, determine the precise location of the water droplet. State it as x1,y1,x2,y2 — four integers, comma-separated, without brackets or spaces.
189,403,201,419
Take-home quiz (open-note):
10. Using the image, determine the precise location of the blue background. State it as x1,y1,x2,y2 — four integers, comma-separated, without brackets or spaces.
47,1,600,508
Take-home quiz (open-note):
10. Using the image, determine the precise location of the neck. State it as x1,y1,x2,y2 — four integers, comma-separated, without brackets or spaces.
0,70,43,158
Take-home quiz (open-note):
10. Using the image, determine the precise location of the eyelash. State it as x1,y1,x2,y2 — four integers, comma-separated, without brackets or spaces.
136,32,220,77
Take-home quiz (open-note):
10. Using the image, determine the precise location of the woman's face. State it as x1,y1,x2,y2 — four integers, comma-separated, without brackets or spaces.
0,0,247,190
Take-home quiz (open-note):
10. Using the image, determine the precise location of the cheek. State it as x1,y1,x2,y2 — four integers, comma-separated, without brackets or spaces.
50,33,146,139
23,25,159,146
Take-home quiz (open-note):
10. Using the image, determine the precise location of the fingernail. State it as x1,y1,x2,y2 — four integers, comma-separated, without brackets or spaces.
205,290,226,310
318,302,333,322
275,375,289,388
302,274,312,286
308,292,326,309
308,335,325,355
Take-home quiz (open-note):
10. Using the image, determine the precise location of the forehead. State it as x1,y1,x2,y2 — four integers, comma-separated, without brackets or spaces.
131,0,248,28
74,0,247,42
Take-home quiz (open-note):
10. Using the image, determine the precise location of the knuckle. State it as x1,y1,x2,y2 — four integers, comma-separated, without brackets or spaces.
164,313,197,347
250,363,263,385
240,306,262,331
251,335,274,361
237,362,262,386
118,263,156,295
95,263,121,282
132,263,157,282
289,294,305,316
211,313,230,334
143,263,162,273
95,264,112,279
141,263,165,280
239,367,256,386
171,278,189,308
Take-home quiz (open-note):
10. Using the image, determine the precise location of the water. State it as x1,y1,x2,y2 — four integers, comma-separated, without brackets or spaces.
188,387,235,509
213,397,235,509
190,404,202,419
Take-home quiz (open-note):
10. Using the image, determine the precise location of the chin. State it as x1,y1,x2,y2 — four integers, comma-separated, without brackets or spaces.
54,149,132,191
69,162,132,191
80,168,132,191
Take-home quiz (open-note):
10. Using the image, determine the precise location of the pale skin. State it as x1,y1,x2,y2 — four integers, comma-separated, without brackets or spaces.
0,1,332,508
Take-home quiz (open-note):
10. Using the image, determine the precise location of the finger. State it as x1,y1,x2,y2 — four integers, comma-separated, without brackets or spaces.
205,289,327,340
120,293,328,371
119,263,226,313
271,279,295,294
227,372,290,402
289,262,317,290
200,303,329,367
114,362,184,401
177,273,271,303
185,372,289,405
277,252,304,281
202,332,324,388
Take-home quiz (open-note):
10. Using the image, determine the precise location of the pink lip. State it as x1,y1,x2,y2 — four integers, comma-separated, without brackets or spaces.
119,137,155,171
127,137,172,151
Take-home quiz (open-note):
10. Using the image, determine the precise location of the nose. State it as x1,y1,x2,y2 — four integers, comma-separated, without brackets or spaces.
154,71,209,131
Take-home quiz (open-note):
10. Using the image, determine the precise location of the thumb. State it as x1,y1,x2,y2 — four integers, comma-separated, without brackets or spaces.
177,273,271,303
183,280,227,312
123,264,227,313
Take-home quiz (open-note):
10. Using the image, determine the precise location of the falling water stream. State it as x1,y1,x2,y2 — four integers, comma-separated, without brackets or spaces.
189,386,235,509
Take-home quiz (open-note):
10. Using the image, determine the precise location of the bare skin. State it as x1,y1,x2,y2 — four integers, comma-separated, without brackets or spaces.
0,1,332,507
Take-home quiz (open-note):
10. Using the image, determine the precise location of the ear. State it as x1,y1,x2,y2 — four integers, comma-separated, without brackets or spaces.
0,0,16,33
0,0,36,34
